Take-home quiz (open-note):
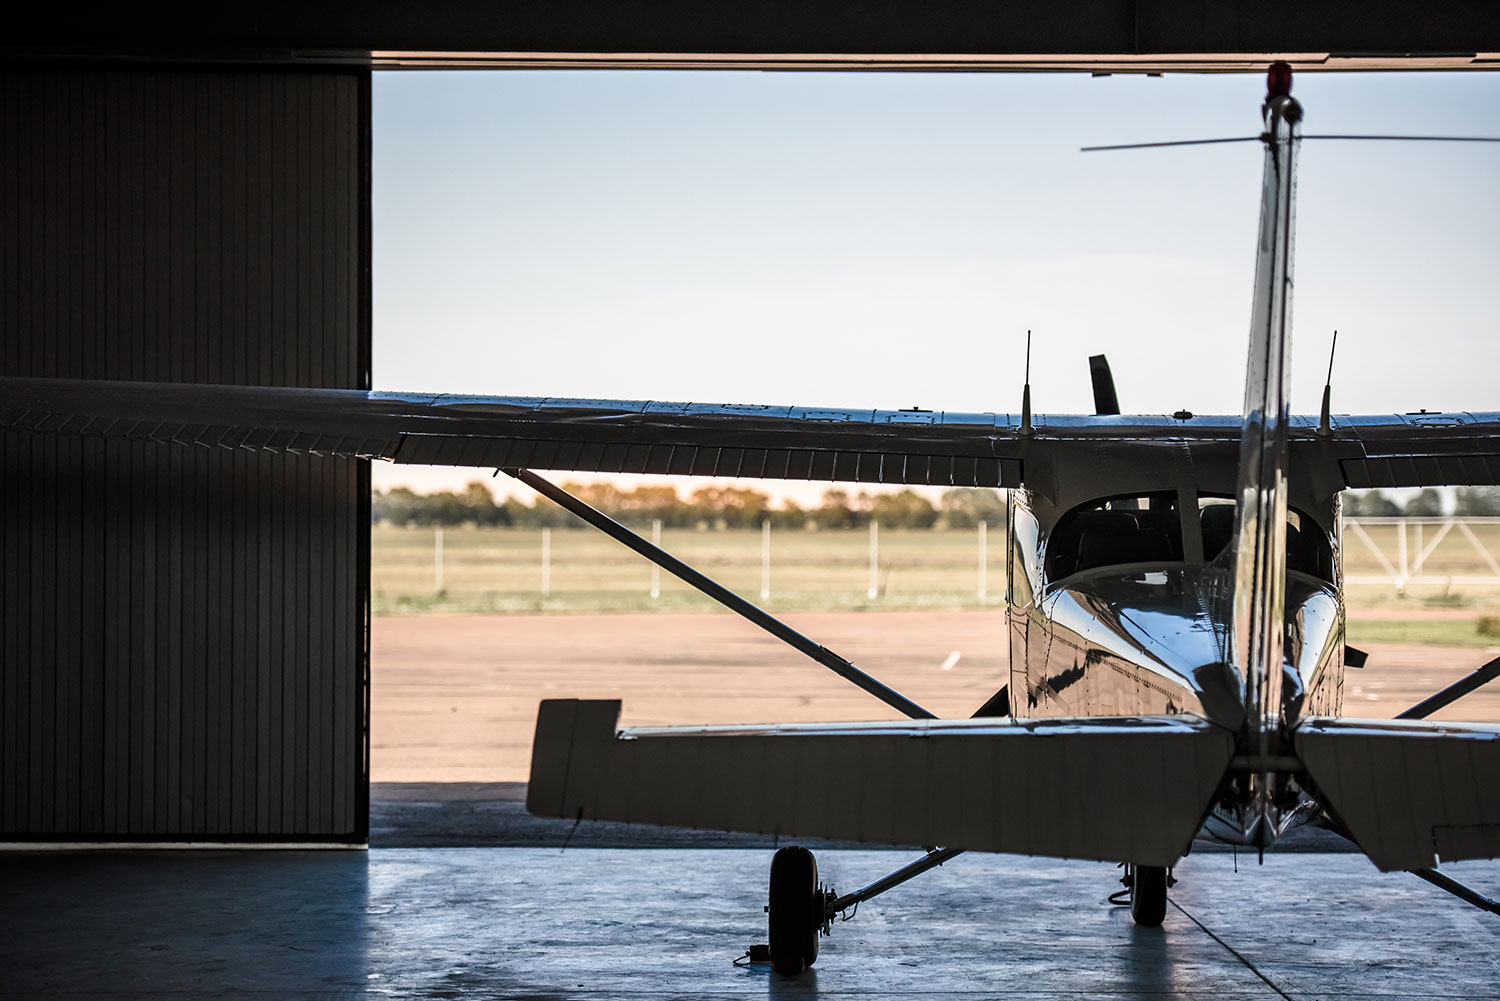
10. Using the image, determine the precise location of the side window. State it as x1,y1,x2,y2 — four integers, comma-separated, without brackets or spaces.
1284,508,1335,581
1009,498,1039,606
1198,497,1334,581
1045,492,1182,582
1199,498,1236,563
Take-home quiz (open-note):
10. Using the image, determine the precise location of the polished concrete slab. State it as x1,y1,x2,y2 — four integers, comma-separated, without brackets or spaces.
3,847,1498,999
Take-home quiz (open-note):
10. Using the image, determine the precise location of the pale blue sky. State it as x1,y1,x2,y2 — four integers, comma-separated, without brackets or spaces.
371,70,1498,499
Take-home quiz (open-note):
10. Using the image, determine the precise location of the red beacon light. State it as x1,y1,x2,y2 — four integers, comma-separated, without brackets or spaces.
1266,61,1293,99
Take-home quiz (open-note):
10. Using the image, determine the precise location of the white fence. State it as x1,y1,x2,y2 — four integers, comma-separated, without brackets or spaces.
1342,517,1500,588
403,516,1500,605
401,519,997,604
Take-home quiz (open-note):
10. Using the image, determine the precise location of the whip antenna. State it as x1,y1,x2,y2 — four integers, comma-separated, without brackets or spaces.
1019,331,1034,436
1317,330,1338,437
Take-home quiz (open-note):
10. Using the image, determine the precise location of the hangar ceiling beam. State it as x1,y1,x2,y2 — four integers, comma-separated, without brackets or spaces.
8,1,1500,71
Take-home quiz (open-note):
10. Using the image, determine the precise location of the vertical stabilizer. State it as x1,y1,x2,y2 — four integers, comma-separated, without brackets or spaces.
1231,63,1302,843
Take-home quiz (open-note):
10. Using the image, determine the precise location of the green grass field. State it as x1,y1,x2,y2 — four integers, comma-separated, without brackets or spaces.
372,522,1500,645
373,524,1004,615
1345,617,1500,649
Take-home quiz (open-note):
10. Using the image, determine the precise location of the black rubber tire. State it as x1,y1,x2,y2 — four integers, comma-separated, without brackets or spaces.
768,846,821,975
1130,865,1168,927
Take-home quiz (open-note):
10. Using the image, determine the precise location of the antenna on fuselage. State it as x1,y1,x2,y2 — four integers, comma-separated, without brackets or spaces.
1019,330,1035,436
1317,330,1338,436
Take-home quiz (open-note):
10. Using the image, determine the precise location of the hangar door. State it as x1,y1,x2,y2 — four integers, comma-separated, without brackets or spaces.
0,67,370,842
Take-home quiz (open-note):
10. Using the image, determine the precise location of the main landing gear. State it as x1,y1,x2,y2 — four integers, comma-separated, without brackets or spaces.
760,844,963,975
767,847,831,975
1114,863,1172,926
759,847,1174,973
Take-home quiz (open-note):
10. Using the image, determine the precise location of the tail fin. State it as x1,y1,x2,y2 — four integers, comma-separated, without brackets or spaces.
1230,64,1303,841
1088,354,1120,415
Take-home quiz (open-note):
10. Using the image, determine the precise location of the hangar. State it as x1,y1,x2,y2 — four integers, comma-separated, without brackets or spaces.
3,0,1498,847
4,6,1500,999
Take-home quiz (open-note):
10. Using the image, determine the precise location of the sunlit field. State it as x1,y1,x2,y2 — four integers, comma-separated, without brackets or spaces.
371,521,1500,643
370,520,1500,781
372,524,1006,615
1340,519,1500,592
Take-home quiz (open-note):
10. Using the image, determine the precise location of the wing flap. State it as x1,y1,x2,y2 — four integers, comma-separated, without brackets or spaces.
392,433,1018,486
1296,717,1500,871
527,699,1235,866
1340,453,1500,488
1314,412,1500,488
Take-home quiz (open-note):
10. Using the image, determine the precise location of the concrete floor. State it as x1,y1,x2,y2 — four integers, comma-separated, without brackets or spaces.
3,847,1498,999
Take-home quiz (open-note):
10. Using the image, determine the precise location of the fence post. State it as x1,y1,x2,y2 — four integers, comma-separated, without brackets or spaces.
761,518,772,600
977,520,987,600
651,519,662,599
1397,519,1409,590
434,526,444,594
868,519,880,599
541,527,551,597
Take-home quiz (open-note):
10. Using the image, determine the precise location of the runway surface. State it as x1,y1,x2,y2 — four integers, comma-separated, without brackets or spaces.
4,847,1497,999
371,612,1500,782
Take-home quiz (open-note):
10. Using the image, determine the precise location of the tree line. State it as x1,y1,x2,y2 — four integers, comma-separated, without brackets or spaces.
372,483,1500,529
1343,487,1500,518
371,482,1006,530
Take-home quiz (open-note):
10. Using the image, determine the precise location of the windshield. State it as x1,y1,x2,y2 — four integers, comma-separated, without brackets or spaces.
1046,492,1333,583
1045,492,1183,581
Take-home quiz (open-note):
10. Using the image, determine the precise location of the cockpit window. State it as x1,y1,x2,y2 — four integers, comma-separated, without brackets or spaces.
1045,492,1336,584
1199,497,1333,581
1045,492,1182,581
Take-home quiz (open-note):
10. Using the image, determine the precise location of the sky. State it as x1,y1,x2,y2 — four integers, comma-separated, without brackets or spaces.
371,69,1499,504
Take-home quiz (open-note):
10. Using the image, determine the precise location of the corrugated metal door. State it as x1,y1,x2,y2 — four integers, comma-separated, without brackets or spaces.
0,68,370,841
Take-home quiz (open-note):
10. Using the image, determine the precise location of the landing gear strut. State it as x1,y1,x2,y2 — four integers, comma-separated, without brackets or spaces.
762,844,962,974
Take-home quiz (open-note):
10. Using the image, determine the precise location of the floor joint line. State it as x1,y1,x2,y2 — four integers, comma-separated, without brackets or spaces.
1169,898,1295,1000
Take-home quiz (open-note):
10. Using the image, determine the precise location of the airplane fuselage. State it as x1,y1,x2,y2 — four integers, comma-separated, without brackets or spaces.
1004,460,1347,848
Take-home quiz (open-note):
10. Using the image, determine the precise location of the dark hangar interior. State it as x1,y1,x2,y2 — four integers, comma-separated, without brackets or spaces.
3,3,1498,844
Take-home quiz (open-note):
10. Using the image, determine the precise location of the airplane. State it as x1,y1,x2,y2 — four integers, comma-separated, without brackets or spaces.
2,63,1499,975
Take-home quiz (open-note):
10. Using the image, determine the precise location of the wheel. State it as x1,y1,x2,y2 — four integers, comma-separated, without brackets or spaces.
1130,864,1168,927
768,846,822,975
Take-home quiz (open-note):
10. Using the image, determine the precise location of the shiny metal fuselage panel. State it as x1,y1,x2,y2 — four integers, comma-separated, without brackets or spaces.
1005,446,1345,735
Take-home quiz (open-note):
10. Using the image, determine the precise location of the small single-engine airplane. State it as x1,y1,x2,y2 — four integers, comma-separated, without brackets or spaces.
2,64,1499,974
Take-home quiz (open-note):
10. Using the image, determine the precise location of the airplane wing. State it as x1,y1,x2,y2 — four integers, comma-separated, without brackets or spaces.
1296,717,1500,871
0,376,1032,487
0,376,1496,488
528,699,1235,867
1310,412,1500,488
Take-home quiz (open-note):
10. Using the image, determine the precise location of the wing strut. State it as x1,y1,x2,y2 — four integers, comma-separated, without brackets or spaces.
500,467,935,721
1395,654,1500,721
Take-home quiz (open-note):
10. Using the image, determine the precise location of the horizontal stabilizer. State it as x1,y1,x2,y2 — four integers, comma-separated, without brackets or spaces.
1296,717,1500,871
528,700,1234,867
